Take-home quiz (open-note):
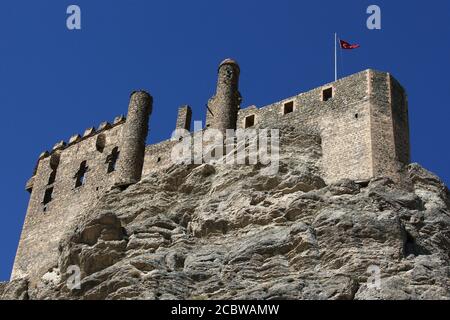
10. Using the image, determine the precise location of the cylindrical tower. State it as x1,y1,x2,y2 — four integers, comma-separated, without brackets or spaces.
206,59,241,132
115,90,153,186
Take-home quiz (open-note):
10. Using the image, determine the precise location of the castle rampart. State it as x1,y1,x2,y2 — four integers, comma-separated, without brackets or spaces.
140,68,409,184
12,60,410,284
12,116,126,281
235,69,409,183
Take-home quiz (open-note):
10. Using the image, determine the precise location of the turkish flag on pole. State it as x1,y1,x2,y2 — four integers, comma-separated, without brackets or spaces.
340,39,360,50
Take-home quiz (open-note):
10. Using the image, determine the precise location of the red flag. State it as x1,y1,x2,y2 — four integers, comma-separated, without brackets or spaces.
340,39,360,50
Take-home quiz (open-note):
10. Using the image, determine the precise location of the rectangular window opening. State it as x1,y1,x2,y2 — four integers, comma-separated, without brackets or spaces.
75,161,88,188
244,115,255,128
106,147,119,173
283,101,294,115
48,170,57,185
322,88,333,102
43,187,53,205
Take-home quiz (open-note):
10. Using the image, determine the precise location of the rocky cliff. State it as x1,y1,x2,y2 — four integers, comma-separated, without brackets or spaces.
1,127,449,300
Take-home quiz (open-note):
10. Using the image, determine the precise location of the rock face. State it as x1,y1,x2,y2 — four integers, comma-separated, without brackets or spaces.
2,129,449,300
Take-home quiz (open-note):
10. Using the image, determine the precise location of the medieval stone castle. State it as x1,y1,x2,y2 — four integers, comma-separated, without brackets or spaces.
12,59,410,284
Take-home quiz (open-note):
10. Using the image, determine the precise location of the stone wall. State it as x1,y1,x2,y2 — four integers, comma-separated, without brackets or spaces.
390,75,410,165
176,105,192,131
140,69,409,184
12,117,126,284
12,66,411,285
143,140,179,175
235,69,409,183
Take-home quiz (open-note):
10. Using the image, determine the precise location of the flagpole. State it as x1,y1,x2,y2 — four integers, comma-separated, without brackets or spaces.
334,32,337,81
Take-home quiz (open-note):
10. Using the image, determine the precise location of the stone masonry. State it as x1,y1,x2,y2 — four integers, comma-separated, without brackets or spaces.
176,105,192,131
115,91,153,187
12,59,410,285
205,59,242,132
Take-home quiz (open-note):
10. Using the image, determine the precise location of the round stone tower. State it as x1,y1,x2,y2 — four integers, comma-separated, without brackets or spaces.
206,58,241,132
115,90,153,187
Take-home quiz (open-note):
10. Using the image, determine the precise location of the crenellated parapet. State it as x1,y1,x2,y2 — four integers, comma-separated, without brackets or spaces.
14,110,130,282
33,115,126,172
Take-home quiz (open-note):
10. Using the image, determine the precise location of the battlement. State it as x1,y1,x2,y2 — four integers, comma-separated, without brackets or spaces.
14,114,130,282
12,60,411,284
142,69,409,182
36,115,126,164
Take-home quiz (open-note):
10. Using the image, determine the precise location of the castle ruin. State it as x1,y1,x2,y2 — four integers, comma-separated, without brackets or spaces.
12,59,410,284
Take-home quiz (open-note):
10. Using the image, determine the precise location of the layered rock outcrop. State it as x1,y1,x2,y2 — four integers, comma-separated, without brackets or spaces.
2,128,449,300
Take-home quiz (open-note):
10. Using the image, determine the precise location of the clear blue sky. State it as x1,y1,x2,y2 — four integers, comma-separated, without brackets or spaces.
1,1,449,281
